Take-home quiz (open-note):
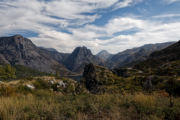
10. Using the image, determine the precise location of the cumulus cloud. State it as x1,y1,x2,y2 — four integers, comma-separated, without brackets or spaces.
32,16,180,54
0,0,143,52
113,0,143,10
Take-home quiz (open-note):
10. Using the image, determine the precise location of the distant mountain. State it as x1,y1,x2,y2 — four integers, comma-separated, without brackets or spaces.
107,42,175,68
96,50,113,61
39,47,58,52
64,46,104,73
0,35,71,75
39,47,70,64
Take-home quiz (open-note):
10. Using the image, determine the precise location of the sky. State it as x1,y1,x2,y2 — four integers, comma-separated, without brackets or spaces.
0,0,180,54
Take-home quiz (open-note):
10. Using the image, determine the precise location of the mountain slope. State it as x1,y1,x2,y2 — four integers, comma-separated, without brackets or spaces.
96,50,113,61
0,35,70,75
64,46,104,73
150,41,180,61
107,42,175,68
39,47,70,64
134,40,180,75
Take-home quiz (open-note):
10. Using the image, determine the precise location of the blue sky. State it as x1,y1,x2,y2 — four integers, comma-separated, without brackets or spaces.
0,0,180,54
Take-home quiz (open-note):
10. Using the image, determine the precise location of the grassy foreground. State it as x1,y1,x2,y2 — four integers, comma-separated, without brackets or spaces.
0,91,179,120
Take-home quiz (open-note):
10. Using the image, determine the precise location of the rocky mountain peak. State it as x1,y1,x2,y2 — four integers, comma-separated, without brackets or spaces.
72,46,92,57
12,34,24,40
64,46,104,73
0,35,35,51
10,35,27,44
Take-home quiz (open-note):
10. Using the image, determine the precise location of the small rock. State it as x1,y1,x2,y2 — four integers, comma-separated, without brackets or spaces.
58,81,66,88
49,80,55,85
26,84,35,89
0,81,4,84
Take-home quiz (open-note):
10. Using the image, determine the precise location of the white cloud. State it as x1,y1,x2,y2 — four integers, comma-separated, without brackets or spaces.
153,13,180,18
31,16,180,54
99,20,180,53
0,0,180,54
114,0,142,10
65,15,180,53
0,0,143,53
0,0,137,28
165,0,180,4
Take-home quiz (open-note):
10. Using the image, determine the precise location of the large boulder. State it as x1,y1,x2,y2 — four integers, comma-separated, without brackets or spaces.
83,63,118,93
143,75,153,92
83,63,97,91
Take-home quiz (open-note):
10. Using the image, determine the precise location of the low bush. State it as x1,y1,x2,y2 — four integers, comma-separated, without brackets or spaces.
33,78,50,89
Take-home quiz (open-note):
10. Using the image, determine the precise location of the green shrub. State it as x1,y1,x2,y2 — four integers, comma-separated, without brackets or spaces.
0,64,16,80
165,78,180,107
14,65,49,79
16,85,33,94
33,78,50,89
64,83,76,94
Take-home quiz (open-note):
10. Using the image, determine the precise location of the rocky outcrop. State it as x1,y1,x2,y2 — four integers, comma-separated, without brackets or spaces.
83,63,97,91
83,63,118,93
143,76,153,92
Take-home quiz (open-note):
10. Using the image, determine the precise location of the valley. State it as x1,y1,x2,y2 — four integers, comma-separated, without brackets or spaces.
0,35,179,120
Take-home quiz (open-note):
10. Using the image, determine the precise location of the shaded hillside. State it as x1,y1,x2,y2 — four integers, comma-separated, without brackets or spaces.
107,42,175,68
0,35,71,75
150,40,180,61
135,40,180,75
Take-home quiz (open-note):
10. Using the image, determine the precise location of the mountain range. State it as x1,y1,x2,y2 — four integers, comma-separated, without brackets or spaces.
0,35,176,75
105,42,175,68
